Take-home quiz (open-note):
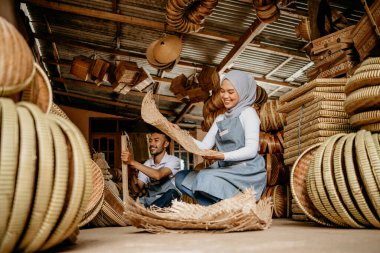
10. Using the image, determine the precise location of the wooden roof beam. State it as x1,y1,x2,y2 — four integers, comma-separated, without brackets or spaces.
217,19,267,74
174,103,194,123
23,0,308,60
265,57,293,79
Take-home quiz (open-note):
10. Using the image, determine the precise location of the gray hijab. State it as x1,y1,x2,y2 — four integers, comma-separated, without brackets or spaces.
221,70,257,119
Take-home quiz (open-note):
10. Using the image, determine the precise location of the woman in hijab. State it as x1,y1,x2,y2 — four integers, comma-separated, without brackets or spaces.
175,70,266,206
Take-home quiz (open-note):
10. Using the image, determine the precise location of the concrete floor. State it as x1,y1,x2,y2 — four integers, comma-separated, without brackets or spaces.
54,219,380,253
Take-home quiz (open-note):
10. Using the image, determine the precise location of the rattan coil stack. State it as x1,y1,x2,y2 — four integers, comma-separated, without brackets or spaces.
279,78,355,167
307,26,358,80
253,0,280,24
258,99,287,218
0,98,92,252
290,131,380,228
344,57,380,132
166,0,218,33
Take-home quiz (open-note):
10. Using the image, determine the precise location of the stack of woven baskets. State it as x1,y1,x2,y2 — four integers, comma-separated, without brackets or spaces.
278,78,355,167
344,57,380,132
307,25,357,80
291,130,380,228
258,100,287,218
166,0,218,33
0,17,94,252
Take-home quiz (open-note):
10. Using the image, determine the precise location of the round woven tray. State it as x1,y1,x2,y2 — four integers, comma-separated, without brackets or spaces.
0,98,19,243
333,134,370,226
361,122,380,132
355,130,380,218
344,86,380,115
310,135,347,226
360,57,380,67
345,69,380,95
79,160,105,227
49,103,70,120
40,115,86,251
0,106,37,252
322,133,364,228
25,119,70,252
290,143,334,226
344,133,380,228
17,102,55,250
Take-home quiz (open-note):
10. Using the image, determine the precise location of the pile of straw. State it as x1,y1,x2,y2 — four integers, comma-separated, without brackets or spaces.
124,189,273,233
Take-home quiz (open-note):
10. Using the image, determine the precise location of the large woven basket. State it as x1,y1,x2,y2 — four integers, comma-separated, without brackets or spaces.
0,17,35,96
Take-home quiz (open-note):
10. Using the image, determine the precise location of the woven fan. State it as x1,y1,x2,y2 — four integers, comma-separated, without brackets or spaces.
142,91,221,156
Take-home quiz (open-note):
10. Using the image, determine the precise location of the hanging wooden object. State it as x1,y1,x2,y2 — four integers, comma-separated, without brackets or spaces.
133,67,154,92
170,74,188,100
91,59,111,85
198,66,220,92
70,55,94,81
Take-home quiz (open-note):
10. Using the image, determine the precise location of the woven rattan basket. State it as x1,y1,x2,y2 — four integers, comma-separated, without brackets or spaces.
0,17,35,96
344,86,380,115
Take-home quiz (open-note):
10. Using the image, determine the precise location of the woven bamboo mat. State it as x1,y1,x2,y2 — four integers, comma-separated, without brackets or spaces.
142,91,221,156
344,86,380,115
287,109,349,126
284,123,354,140
285,117,350,134
278,91,346,113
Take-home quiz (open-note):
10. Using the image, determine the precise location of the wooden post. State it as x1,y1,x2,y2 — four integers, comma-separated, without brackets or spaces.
121,133,133,204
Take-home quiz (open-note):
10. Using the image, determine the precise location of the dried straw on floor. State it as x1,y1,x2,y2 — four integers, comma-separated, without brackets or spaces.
141,91,221,156
124,189,273,233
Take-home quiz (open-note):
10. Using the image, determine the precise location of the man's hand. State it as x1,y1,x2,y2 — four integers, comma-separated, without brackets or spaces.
121,151,134,165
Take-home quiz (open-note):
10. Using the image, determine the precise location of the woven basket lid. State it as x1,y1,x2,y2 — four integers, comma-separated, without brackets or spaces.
290,143,335,226
0,106,37,252
153,35,182,64
40,115,86,251
0,98,19,243
309,135,347,226
333,133,370,226
322,133,364,228
28,63,52,113
362,122,380,132
24,119,70,252
344,133,380,228
355,130,380,218
344,86,380,115
0,17,35,96
79,160,105,227
350,110,380,127
17,102,55,250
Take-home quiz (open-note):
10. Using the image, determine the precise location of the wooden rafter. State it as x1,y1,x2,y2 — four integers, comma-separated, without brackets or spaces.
22,0,308,61
174,103,193,123
265,57,293,79
217,19,267,74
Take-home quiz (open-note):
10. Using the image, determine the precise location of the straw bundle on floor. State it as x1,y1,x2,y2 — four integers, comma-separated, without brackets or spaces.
142,91,221,156
124,189,272,233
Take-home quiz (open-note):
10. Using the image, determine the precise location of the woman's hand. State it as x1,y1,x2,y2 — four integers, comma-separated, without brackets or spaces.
121,151,134,165
203,152,224,161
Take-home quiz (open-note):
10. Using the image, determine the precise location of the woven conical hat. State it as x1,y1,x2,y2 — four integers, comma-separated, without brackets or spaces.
0,17,35,96
153,35,182,64
146,39,170,67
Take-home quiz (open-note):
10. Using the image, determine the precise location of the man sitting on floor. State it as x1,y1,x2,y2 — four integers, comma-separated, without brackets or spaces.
121,131,181,208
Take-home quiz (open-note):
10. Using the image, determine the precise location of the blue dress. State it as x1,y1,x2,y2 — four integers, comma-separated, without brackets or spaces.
181,115,267,201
